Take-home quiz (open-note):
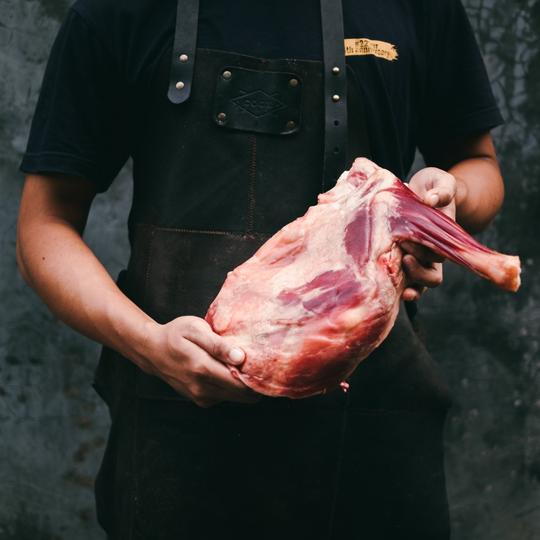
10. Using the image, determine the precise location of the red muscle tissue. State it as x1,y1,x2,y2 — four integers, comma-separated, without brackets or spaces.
206,158,521,398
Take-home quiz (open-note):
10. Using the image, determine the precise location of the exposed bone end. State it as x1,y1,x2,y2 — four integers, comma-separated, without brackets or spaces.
499,255,521,292
460,251,521,292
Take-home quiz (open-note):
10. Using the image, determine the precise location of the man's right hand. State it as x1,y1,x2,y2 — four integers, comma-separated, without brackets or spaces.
17,175,259,409
140,316,260,408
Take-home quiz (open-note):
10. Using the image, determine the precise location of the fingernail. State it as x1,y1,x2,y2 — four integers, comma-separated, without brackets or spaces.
228,348,245,364
429,193,439,205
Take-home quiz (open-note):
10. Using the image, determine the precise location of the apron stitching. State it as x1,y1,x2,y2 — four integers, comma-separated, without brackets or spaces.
142,228,156,310
246,133,257,234
137,224,270,238
327,392,350,540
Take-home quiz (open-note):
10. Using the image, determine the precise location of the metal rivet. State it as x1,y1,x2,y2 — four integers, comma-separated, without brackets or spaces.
332,94,340,102
179,54,189,63
289,78,299,88
286,120,296,130
217,112,227,124
222,70,232,80
175,81,185,90
332,66,340,75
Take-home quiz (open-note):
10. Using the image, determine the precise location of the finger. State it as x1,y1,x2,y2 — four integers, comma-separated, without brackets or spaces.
425,187,455,208
402,287,421,302
189,380,259,408
401,241,445,264
181,316,246,366
181,339,259,399
206,379,262,404
183,375,259,408
402,285,428,302
426,172,456,209
402,255,443,288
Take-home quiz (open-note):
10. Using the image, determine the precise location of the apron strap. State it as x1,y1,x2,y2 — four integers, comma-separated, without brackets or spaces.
320,0,348,190
167,0,351,185
167,0,200,104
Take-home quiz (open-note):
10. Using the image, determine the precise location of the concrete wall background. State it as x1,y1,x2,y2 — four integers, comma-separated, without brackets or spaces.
0,0,538,538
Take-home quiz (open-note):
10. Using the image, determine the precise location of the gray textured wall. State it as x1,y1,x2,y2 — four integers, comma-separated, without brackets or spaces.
0,0,538,538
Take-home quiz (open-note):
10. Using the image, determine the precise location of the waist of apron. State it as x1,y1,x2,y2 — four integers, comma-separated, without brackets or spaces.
93,224,452,413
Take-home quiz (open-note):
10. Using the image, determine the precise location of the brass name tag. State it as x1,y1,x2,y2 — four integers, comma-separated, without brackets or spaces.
344,38,398,61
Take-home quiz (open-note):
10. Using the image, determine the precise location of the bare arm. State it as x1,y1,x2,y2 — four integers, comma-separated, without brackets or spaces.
402,131,504,300
17,174,153,362
16,174,258,406
426,130,504,233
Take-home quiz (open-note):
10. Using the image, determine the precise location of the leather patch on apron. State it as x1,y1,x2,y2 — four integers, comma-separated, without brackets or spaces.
213,66,303,135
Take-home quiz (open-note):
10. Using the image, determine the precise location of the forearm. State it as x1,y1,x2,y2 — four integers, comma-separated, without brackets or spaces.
16,174,257,406
450,157,504,233
16,216,157,370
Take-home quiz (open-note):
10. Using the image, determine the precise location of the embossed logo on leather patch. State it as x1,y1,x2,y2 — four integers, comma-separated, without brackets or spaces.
344,38,398,61
232,90,285,118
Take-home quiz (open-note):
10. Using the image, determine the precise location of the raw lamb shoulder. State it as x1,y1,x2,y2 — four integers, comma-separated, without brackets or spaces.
206,158,521,398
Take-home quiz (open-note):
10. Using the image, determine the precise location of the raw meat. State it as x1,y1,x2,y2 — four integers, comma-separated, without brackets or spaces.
206,158,521,398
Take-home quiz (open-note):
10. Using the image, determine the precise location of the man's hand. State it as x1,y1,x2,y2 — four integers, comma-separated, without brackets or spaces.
142,316,260,408
401,167,459,301
17,175,260,410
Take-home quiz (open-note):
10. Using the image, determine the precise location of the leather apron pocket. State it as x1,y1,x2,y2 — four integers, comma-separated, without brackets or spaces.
125,223,271,400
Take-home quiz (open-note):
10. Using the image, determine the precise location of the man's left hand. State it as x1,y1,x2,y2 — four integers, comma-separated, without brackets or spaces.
401,167,458,302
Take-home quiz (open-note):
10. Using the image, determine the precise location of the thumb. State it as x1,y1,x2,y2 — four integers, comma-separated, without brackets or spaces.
181,317,246,366
426,189,453,208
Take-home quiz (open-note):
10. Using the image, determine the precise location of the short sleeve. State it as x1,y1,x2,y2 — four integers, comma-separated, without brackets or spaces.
19,8,130,193
417,0,504,156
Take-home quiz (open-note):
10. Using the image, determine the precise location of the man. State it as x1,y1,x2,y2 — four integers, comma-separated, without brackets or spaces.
16,0,504,538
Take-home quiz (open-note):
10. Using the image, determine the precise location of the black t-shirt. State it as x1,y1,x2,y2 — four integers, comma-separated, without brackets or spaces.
20,0,503,193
